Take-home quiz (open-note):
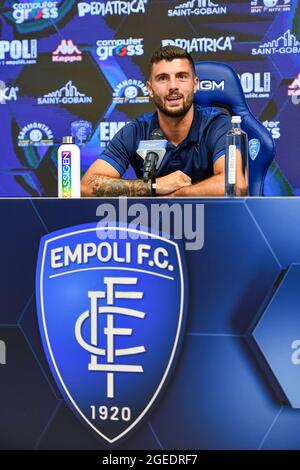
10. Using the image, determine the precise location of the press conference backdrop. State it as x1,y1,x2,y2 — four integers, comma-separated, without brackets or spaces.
0,0,299,197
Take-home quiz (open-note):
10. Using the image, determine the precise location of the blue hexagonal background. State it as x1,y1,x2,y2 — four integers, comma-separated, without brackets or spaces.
252,264,300,409
1,198,300,450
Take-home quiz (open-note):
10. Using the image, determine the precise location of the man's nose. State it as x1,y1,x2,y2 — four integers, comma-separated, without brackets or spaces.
168,76,179,90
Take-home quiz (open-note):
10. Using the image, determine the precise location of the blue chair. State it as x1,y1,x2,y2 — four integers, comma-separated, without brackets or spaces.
194,61,275,196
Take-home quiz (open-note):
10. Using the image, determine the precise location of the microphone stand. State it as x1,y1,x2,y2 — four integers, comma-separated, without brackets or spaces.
143,152,158,196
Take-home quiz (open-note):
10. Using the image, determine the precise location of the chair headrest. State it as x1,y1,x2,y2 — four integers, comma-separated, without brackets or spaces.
194,61,275,196
194,61,249,117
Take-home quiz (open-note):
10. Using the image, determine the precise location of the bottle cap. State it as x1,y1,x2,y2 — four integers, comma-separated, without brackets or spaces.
231,116,242,124
62,136,75,144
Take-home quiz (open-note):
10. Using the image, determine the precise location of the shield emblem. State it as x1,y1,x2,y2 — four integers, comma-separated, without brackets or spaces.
36,223,187,444
249,138,261,161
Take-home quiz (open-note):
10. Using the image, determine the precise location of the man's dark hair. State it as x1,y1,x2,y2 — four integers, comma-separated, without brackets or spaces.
149,45,196,77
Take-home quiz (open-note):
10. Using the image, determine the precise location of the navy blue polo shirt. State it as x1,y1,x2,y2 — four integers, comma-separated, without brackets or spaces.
99,105,232,183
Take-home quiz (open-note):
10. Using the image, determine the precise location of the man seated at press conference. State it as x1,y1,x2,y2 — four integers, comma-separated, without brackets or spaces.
81,45,247,197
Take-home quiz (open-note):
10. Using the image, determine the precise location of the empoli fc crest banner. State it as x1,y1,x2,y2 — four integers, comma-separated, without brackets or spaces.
36,223,187,443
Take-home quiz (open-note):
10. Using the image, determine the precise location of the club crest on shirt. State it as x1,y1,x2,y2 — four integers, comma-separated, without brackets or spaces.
249,138,260,161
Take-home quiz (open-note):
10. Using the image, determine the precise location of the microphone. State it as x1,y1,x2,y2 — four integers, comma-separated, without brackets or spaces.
136,128,167,186
143,128,165,183
136,129,168,194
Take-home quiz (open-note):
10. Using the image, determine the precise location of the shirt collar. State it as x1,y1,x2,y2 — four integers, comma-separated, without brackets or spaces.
149,105,201,144
187,105,201,143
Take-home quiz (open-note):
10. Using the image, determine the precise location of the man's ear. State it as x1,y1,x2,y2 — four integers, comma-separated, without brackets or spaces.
146,80,154,98
193,76,199,94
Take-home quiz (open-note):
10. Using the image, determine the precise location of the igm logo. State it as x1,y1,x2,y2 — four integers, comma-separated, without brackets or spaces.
36,223,187,443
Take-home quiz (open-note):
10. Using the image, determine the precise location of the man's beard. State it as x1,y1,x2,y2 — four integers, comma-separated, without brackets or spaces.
152,90,194,118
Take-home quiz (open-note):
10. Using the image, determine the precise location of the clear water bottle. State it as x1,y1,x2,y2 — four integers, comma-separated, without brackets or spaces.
225,116,249,197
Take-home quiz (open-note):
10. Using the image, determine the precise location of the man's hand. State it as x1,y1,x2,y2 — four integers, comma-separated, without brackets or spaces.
156,170,192,195
81,160,192,197
161,154,248,198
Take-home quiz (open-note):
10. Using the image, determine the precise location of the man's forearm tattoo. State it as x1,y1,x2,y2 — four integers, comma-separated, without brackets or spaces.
88,175,151,197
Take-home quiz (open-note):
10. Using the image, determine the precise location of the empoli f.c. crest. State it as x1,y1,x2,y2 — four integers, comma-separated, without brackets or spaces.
36,223,187,444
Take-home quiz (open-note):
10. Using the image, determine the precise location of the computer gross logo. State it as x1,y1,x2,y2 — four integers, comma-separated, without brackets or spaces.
36,223,187,443
96,38,144,61
11,2,59,24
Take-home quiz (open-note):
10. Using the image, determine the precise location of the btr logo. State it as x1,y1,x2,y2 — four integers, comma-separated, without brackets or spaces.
36,223,187,443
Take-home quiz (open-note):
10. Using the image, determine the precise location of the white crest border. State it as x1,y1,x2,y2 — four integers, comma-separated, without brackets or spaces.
39,226,185,444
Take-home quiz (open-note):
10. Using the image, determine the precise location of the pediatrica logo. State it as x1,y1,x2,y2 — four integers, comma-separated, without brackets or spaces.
36,223,187,443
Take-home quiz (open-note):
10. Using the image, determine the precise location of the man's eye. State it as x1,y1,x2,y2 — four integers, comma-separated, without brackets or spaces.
157,76,167,81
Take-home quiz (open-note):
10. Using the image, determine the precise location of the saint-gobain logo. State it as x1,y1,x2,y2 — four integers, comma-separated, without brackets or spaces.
36,223,187,444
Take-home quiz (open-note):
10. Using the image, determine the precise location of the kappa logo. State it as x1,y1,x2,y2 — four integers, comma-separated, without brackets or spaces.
52,40,82,63
36,223,187,443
